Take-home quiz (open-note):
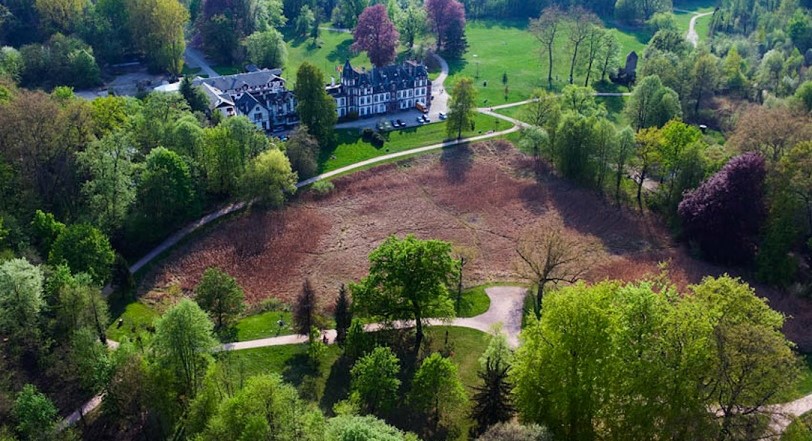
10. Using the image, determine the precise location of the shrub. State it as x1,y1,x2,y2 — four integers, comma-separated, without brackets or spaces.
371,132,386,147
361,128,375,140
311,180,334,196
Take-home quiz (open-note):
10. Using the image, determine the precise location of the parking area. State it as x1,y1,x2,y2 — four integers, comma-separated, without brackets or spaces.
334,108,446,131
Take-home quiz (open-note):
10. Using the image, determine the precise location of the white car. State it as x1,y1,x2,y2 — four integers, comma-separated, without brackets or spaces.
439,112,447,120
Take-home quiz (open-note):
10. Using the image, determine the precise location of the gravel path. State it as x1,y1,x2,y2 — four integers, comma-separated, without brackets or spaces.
184,47,219,78
687,11,714,47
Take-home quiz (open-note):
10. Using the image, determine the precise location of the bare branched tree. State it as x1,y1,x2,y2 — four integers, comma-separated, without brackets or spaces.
515,220,602,319
530,5,564,90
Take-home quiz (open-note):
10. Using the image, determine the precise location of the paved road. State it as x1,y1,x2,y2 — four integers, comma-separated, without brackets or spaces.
428,53,450,120
687,11,714,47
184,47,219,78
222,286,527,351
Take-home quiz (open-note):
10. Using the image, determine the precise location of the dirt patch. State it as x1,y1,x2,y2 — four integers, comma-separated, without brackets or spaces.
142,140,812,351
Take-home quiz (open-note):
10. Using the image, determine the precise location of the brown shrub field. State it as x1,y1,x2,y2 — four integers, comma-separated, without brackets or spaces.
142,140,812,350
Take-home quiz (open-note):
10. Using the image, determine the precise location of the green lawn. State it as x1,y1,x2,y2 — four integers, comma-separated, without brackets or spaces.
446,19,647,105
212,65,242,76
221,325,490,418
457,286,491,318
319,113,507,173
106,301,159,342
284,28,372,85
235,310,294,341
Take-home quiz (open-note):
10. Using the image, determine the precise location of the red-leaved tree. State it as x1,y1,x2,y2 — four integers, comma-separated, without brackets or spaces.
352,5,399,68
426,0,467,56
677,152,767,264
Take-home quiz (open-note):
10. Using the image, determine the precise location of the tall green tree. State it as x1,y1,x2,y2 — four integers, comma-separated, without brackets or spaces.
49,223,115,283
12,384,58,441
351,235,457,351
334,283,352,346
55,272,110,344
126,0,188,75
284,126,319,180
195,267,245,332
197,374,324,440
239,148,297,207
0,259,44,349
295,62,337,145
446,77,477,140
132,146,198,241
624,75,681,131
350,346,401,414
179,76,209,113
150,299,218,401
77,131,137,232
244,28,288,69
325,415,417,441
293,279,320,335
409,353,467,430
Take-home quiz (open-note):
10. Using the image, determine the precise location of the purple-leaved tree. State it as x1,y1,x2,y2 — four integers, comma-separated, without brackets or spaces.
426,0,467,57
352,5,399,68
678,152,767,264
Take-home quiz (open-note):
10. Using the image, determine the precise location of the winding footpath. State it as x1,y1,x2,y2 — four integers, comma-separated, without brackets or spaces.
60,287,526,429
686,11,714,47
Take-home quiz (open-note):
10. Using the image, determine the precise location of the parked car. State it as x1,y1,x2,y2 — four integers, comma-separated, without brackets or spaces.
417,116,425,123
421,115,430,123
391,119,399,128
396,119,405,127
438,112,447,120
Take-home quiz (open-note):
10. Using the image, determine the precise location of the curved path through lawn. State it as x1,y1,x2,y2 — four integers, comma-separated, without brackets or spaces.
221,286,527,351
61,287,525,429
686,11,714,47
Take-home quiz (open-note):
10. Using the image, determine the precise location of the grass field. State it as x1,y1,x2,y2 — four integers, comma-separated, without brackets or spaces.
457,285,491,317
446,19,648,105
106,301,159,341
319,113,507,173
284,28,372,85
235,310,294,341
222,326,490,420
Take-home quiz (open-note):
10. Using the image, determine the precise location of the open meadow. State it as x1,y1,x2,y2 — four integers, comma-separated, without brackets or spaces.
141,140,812,354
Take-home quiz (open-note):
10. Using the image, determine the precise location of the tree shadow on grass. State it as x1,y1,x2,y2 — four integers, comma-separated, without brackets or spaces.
319,355,353,414
282,353,319,387
441,144,474,184
327,39,358,65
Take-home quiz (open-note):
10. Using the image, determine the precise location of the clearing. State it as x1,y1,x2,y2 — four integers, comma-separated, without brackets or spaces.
140,140,812,353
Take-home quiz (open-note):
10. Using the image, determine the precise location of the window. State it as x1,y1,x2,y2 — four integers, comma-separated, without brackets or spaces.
254,113,262,121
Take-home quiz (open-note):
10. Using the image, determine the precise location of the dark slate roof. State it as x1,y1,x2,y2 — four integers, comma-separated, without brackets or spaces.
340,60,429,91
195,68,284,92
235,92,262,115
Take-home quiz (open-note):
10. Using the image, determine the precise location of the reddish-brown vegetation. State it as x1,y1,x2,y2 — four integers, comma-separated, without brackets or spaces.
143,140,812,350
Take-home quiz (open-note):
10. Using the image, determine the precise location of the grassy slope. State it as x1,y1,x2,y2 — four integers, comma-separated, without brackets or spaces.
446,19,647,105
319,113,507,173
783,411,812,441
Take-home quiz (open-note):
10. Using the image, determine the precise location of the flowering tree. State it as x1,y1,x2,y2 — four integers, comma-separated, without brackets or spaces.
678,152,766,263
352,5,399,68
426,0,467,56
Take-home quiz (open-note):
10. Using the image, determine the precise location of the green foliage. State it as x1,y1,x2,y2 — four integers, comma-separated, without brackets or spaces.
352,235,457,350
345,318,370,359
478,324,513,372
150,299,218,401
202,116,270,196
335,284,352,346
476,422,553,441
55,272,110,343
447,77,478,139
307,326,327,366
195,267,245,332
624,75,682,131
12,384,57,441
284,126,319,180
325,415,418,441
30,210,65,257
245,29,288,69
295,62,337,145
196,374,324,440
511,276,799,440
131,146,198,243
0,46,23,82
126,0,187,74
794,81,812,113
179,76,209,113
70,327,113,393
49,223,115,283
240,146,297,206
409,353,467,428
0,259,43,349
311,180,335,195
351,346,401,413
76,131,137,232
